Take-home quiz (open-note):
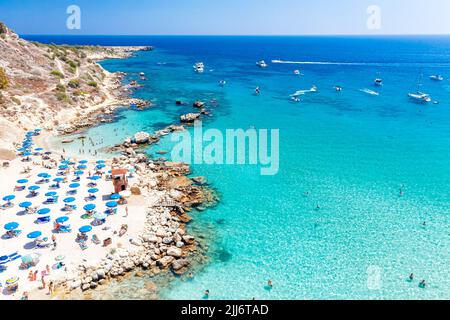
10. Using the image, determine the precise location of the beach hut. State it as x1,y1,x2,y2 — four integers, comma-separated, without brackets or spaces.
111,169,128,193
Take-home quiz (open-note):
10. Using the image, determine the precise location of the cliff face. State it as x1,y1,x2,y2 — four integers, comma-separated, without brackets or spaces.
0,22,135,159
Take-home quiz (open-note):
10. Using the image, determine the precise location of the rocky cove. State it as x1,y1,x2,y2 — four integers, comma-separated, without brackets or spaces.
50,153,218,299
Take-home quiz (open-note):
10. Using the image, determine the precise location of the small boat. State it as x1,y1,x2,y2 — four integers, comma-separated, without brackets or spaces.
254,87,261,95
193,62,204,73
256,60,268,68
408,92,431,103
430,75,444,81
219,80,226,87
290,96,301,103
374,78,383,87
334,86,343,92
294,70,301,75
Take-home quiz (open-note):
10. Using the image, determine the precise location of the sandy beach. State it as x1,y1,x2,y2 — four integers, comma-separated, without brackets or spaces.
0,147,147,300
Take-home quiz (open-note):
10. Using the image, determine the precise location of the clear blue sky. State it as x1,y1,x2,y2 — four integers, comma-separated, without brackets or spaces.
1,0,450,35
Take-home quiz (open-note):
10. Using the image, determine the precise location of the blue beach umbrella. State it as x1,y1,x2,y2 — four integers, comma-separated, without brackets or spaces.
28,185,40,191
74,171,84,176
59,165,69,170
17,147,27,152
22,152,32,157
35,148,44,152
89,176,100,181
79,225,92,233
93,212,107,220
56,216,69,223
83,204,96,211
27,231,42,239
4,222,19,230
17,179,28,184
79,160,88,164
88,188,99,194
96,164,106,169
77,165,87,170
45,191,58,197
53,177,64,182
69,183,80,189
37,208,51,215
60,160,70,165
106,201,118,208
110,194,121,200
19,202,32,208
37,173,50,178
34,128,42,132
63,197,75,203
96,160,105,164
3,195,15,202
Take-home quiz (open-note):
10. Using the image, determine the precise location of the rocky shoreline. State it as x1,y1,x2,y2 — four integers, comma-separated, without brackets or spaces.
49,153,217,298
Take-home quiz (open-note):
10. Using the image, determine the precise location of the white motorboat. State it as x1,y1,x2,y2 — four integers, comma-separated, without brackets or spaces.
408,92,431,103
430,75,444,81
334,86,343,92
193,62,204,73
256,60,268,68
374,78,383,86
294,69,301,75
219,80,226,86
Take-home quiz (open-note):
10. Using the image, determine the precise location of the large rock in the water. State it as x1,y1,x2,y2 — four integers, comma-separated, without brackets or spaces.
167,246,183,258
133,132,150,144
157,256,174,268
180,113,200,123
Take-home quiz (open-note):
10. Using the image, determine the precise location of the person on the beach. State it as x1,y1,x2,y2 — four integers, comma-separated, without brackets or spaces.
33,270,38,281
268,280,273,288
125,206,129,217
188,272,194,280
21,291,29,300
41,275,46,289
46,265,51,275
48,282,54,295
28,271,33,281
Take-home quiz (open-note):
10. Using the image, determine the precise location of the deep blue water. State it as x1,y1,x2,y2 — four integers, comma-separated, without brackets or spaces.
23,35,450,299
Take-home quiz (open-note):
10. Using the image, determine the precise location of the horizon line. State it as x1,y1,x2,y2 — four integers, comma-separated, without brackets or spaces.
20,33,450,37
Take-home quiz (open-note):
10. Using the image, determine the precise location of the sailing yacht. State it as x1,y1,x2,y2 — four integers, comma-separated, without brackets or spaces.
408,92,432,103
408,74,431,103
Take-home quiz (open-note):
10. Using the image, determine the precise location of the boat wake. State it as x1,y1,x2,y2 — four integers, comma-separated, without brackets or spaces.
272,60,370,66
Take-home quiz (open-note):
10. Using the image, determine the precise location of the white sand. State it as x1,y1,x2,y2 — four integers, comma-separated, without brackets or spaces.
0,150,147,300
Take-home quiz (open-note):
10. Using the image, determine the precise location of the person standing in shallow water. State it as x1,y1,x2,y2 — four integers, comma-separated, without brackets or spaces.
203,290,210,299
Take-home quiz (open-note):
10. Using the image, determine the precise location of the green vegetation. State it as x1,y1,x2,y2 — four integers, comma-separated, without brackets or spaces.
68,79,80,88
50,70,64,78
0,67,8,89
0,22,7,34
87,81,98,87
55,84,69,102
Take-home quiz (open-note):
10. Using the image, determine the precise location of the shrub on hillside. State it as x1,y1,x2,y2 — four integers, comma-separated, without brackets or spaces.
0,67,8,89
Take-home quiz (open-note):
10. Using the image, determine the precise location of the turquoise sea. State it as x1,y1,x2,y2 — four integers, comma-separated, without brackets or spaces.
25,35,450,299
